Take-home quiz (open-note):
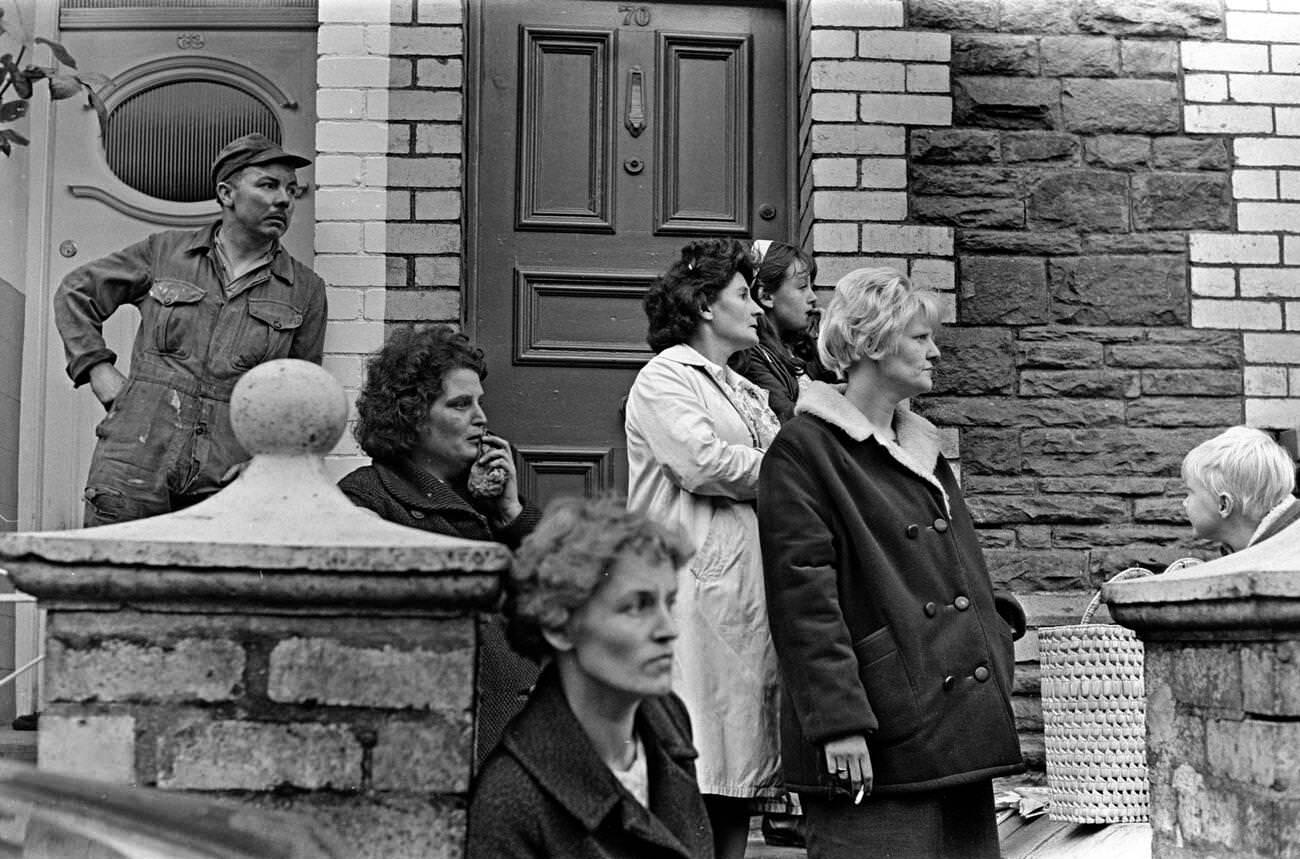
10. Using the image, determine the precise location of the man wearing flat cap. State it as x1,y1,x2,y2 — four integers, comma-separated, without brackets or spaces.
54,132,329,525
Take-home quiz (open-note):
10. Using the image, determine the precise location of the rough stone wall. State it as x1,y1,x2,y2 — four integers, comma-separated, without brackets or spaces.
39,609,475,859
314,0,465,480
1145,636,1300,858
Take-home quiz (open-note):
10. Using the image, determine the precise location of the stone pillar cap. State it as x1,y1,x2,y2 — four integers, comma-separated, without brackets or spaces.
0,360,510,582
1105,518,1300,631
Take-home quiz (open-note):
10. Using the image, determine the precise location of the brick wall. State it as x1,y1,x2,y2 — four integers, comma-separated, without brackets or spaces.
40,609,475,859
315,0,465,479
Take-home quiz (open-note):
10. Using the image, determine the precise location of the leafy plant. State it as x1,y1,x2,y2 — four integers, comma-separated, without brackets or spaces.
0,2,107,156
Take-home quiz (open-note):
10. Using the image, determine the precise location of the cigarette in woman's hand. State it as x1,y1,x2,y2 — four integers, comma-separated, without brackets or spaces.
854,785,866,805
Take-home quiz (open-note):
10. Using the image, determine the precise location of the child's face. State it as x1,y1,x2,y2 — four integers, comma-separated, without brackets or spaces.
1183,478,1224,541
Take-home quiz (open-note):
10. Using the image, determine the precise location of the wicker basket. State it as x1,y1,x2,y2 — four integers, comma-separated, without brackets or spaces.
1038,566,1154,824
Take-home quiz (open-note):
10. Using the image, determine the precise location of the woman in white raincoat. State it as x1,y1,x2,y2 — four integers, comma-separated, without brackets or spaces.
625,238,784,859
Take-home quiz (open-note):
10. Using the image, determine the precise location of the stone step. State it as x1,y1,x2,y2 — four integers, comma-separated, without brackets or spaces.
0,729,36,766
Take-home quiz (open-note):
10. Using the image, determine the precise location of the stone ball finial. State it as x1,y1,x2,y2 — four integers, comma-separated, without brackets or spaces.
230,359,348,456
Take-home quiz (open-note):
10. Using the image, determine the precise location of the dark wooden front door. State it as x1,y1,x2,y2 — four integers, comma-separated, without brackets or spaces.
470,0,789,507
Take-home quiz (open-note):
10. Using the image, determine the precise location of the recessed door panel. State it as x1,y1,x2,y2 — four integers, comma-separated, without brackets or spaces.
658,33,751,234
518,29,615,231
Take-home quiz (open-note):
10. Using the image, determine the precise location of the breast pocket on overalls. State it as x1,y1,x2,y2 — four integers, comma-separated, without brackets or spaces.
147,280,207,356
231,298,304,371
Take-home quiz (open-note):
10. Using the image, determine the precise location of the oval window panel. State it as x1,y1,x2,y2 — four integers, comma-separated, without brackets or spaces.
105,79,280,203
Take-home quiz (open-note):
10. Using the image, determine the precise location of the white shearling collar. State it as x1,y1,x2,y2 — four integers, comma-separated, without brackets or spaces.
795,381,950,511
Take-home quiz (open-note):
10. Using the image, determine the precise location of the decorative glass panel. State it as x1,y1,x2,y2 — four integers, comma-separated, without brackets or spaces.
105,79,279,203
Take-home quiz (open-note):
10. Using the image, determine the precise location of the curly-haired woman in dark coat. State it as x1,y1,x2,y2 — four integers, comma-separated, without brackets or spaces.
338,324,542,763
468,495,714,859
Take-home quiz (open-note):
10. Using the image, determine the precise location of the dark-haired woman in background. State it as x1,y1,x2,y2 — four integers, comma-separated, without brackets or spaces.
468,495,713,859
338,324,541,763
730,240,825,423
624,238,784,859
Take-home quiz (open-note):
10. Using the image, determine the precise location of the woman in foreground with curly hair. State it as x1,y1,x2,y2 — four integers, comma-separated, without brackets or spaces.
624,238,785,859
468,495,713,859
337,323,542,764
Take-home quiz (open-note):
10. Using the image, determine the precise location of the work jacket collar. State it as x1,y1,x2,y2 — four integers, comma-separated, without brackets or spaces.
194,221,297,287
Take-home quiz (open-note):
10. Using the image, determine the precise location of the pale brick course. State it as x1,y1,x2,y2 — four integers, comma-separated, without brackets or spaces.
375,223,461,255
910,257,957,292
1272,43,1300,71
860,31,950,62
1236,136,1300,164
1192,299,1283,329
318,57,391,89
1277,168,1300,196
1191,267,1239,296
380,289,461,321
318,24,366,54
812,124,905,154
860,157,907,188
1245,331,1300,361
40,713,136,784
315,256,389,287
1289,301,1300,328
812,92,858,121
417,0,460,25
416,58,464,88
1230,72,1300,102
1240,266,1300,296
1185,104,1273,134
49,639,244,703
323,320,389,355
812,29,857,58
317,121,389,153
1227,10,1300,43
318,90,366,119
813,157,858,187
906,64,950,93
1238,200,1300,231
268,632,474,711
313,154,366,186
316,188,390,221
387,25,461,55
1182,41,1270,71
1286,235,1300,264
813,190,908,221
414,191,462,220
1184,73,1229,102
1233,168,1278,198
814,222,860,252
1245,365,1289,394
415,124,463,154
859,93,951,125
1190,232,1279,264
327,288,365,320
809,0,904,29
812,60,905,91
862,223,953,256
319,0,392,24
317,223,366,254
161,721,363,790
1246,396,1300,426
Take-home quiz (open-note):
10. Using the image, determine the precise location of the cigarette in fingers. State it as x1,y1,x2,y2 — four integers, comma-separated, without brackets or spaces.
854,785,866,805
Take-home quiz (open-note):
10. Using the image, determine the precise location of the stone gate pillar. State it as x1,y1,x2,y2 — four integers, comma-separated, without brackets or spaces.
1106,523,1300,859
0,360,510,859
